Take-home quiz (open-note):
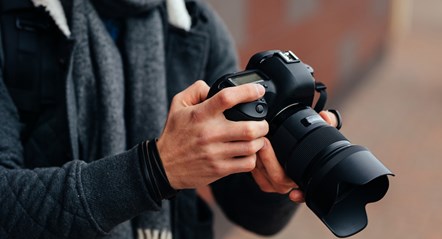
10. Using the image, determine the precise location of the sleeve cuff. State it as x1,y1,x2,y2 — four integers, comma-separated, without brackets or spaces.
79,145,161,233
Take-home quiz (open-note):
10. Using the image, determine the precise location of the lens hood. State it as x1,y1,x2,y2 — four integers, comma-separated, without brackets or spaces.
305,146,393,238
269,106,393,238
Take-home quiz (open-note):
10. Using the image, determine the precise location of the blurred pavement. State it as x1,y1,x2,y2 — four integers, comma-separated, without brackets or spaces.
212,0,442,238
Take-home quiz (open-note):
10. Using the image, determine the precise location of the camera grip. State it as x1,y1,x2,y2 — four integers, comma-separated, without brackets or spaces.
207,71,269,121
223,98,268,121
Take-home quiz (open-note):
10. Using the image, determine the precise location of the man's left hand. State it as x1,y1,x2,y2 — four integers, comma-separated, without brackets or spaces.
251,111,340,203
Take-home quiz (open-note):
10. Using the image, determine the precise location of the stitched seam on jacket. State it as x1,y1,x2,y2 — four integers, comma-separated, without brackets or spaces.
1,167,93,238
32,167,89,217
75,161,108,235
3,173,64,238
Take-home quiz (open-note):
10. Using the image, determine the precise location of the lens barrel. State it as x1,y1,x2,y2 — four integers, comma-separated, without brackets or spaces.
269,106,392,238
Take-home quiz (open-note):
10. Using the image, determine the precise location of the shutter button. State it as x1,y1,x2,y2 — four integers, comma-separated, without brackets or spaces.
256,104,265,114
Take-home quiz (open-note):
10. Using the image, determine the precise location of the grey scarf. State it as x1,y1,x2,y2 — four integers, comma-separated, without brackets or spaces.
69,0,171,237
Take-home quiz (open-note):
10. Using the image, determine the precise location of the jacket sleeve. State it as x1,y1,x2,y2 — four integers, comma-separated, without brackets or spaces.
199,2,298,236
0,72,160,238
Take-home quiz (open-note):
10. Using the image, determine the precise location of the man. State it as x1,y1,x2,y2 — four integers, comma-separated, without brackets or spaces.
0,0,339,238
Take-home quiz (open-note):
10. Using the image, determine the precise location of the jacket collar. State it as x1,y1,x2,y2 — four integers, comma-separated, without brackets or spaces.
30,0,191,38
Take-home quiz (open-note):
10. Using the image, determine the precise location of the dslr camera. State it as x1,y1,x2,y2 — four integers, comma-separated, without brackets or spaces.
208,50,393,238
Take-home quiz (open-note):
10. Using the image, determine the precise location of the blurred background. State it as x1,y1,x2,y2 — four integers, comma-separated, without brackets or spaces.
200,0,442,238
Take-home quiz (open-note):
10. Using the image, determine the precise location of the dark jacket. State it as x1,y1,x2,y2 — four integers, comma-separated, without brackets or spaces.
0,1,297,238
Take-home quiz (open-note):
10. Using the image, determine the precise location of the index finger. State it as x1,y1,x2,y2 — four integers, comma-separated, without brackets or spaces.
200,83,265,117
172,80,210,109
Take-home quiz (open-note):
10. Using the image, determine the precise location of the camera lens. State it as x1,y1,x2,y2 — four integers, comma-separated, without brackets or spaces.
210,49,393,237
268,105,392,238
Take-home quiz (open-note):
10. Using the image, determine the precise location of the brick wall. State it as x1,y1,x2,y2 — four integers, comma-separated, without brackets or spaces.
206,0,392,101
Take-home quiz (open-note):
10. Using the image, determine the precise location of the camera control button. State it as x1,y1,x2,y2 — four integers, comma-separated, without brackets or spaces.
256,104,265,114
301,115,325,127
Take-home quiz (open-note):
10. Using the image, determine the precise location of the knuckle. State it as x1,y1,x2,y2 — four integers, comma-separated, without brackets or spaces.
211,162,227,176
232,156,257,173
195,129,216,146
190,109,203,122
194,80,207,89
195,131,207,144
243,141,258,155
171,93,182,105
242,155,257,171
242,124,257,139
260,121,270,134
195,139,212,157
217,90,234,107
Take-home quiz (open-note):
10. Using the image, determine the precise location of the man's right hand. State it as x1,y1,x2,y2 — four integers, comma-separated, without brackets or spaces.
156,80,269,190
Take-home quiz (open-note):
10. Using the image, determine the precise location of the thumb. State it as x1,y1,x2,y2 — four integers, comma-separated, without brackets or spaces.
319,111,338,127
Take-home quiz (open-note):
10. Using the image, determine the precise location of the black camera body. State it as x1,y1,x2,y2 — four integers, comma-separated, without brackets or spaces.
209,50,316,121
208,50,393,238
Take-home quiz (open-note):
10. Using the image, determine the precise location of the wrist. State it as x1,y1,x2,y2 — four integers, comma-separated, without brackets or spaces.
138,139,179,202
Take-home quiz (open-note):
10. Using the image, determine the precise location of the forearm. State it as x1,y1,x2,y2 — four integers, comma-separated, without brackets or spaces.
0,145,159,238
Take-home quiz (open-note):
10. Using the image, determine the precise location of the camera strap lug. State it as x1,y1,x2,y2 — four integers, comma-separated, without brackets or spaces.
314,82,327,112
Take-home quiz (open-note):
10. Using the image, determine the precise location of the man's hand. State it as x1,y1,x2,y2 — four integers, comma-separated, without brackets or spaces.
157,80,269,190
251,111,340,203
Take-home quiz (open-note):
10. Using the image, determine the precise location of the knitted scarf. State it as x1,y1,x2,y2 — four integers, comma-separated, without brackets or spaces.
69,0,171,237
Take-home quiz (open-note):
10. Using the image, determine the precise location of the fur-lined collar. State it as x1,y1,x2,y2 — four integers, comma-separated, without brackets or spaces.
31,0,71,37
31,0,191,38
